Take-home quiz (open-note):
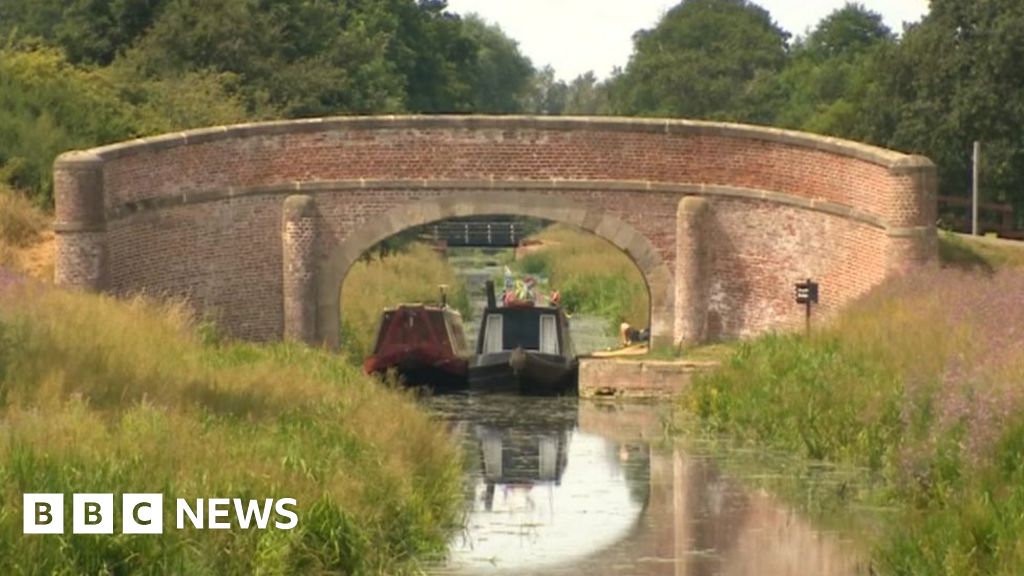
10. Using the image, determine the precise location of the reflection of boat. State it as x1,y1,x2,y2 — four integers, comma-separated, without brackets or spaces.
363,304,471,389
469,281,578,395
478,427,571,486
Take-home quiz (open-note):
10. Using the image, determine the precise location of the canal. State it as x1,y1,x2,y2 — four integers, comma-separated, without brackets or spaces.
424,395,869,575
421,249,871,575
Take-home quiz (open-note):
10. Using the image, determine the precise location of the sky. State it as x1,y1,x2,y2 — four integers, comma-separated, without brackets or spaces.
445,0,930,81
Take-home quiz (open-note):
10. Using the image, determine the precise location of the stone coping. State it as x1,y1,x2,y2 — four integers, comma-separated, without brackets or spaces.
101,178,892,231
54,115,932,171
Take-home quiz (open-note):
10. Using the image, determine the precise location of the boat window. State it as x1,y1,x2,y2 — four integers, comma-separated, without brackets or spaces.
483,314,503,353
539,314,559,354
501,313,540,350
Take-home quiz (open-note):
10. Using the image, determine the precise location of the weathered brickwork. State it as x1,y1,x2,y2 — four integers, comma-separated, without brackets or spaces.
53,116,936,347
282,195,317,342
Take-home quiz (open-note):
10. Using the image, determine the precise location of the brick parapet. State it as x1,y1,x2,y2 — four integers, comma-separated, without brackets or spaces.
71,116,931,230
53,115,937,345
53,152,108,290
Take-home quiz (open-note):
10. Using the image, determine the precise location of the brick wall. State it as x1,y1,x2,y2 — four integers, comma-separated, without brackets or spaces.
54,116,936,344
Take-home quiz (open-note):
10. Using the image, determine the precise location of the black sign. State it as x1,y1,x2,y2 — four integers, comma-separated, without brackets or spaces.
795,280,819,305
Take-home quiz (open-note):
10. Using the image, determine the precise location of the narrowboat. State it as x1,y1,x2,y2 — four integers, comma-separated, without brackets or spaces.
469,281,578,395
363,303,471,389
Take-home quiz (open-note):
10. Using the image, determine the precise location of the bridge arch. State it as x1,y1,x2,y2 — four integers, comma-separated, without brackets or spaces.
52,115,937,349
319,192,672,350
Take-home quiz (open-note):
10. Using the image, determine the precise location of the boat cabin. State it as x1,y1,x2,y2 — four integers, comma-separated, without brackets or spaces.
363,304,471,388
475,306,575,358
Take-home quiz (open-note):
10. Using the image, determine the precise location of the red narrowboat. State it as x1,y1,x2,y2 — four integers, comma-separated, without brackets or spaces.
363,304,471,389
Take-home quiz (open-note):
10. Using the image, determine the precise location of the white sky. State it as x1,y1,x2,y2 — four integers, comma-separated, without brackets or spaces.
445,0,930,81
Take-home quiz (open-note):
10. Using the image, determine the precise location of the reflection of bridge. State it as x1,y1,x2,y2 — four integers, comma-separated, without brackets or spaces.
565,403,869,576
421,218,527,248
448,400,867,575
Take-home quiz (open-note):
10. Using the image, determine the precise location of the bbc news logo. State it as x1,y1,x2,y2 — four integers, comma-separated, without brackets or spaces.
23,494,298,534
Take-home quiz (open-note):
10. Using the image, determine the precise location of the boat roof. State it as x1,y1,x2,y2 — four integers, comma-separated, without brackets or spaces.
382,303,462,315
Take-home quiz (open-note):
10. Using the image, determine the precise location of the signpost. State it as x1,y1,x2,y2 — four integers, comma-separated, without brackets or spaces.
794,279,819,335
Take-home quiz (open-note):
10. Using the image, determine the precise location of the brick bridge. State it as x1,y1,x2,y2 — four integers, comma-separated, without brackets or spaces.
53,116,936,349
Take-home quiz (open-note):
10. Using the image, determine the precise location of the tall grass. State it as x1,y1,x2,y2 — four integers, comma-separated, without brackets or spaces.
516,225,649,330
1,184,48,249
0,287,463,574
680,265,1024,573
341,243,470,364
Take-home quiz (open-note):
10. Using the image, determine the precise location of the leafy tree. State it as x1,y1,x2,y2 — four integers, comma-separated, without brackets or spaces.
0,47,134,203
119,0,407,116
868,0,1024,217
562,72,610,115
802,2,893,59
524,65,569,115
460,15,534,113
0,0,164,65
607,0,790,121
759,4,895,136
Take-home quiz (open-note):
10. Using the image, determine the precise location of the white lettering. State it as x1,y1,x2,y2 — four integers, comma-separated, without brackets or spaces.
233,499,273,529
274,498,298,530
207,498,231,529
176,499,203,529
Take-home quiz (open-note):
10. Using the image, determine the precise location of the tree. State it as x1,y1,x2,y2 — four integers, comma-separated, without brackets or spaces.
802,2,893,59
869,0,1024,217
0,48,135,202
119,0,407,116
759,4,895,136
460,15,534,113
607,0,790,121
0,0,165,65
524,66,569,115
563,72,610,115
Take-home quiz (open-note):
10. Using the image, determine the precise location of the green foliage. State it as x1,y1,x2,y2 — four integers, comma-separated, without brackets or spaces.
0,287,462,574
513,225,648,332
868,0,1024,218
0,1,537,206
525,67,611,115
0,47,135,203
0,184,48,247
938,231,1024,272
460,15,534,113
755,5,895,138
607,0,789,121
680,266,1024,573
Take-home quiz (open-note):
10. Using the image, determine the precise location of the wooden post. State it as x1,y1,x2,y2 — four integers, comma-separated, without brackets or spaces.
972,141,981,236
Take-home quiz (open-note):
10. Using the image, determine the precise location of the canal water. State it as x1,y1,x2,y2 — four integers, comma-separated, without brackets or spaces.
424,396,870,576
424,250,871,575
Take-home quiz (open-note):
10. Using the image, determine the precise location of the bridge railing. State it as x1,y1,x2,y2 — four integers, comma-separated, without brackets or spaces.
422,221,523,247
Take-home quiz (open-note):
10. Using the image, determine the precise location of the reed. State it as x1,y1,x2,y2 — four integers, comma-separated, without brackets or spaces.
680,264,1024,573
0,286,463,574
516,225,649,331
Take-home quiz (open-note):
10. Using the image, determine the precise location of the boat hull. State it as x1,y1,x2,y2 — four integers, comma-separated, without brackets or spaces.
469,350,577,395
365,352,468,390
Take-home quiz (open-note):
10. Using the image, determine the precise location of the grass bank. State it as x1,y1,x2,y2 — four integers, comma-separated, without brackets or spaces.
679,259,1024,574
0,287,463,574
516,225,648,331
0,185,51,276
341,243,470,365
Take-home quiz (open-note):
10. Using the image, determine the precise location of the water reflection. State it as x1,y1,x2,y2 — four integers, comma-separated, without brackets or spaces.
427,396,869,576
